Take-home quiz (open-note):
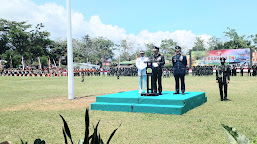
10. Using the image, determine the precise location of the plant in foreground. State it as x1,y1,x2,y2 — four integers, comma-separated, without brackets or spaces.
221,124,257,144
60,108,121,144
20,138,45,144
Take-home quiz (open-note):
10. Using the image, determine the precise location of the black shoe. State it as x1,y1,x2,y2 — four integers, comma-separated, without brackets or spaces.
182,92,185,95
220,99,223,101
224,98,228,101
159,93,162,95
173,92,179,94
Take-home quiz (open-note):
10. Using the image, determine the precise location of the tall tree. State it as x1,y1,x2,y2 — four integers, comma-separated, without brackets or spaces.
207,37,224,50
0,19,53,68
160,39,177,61
91,37,115,65
145,42,155,57
192,37,206,51
119,39,134,61
223,27,251,49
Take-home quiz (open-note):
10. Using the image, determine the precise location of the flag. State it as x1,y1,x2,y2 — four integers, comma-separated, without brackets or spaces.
22,56,25,70
58,57,61,68
87,57,89,69
53,59,56,67
118,56,120,68
38,57,41,69
48,58,51,69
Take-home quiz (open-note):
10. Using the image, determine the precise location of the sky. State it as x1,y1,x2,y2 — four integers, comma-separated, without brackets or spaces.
1,0,257,54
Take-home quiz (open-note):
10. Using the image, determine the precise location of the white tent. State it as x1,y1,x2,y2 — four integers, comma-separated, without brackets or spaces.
73,62,100,69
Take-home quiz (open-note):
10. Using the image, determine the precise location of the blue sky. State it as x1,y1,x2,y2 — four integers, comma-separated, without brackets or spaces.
1,0,256,53
32,0,257,37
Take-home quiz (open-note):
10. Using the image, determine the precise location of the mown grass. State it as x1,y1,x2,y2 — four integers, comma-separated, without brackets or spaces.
0,75,257,144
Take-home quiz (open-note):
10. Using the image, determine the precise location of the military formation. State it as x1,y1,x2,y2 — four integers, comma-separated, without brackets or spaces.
0,68,63,77
192,66,214,76
1,45,257,102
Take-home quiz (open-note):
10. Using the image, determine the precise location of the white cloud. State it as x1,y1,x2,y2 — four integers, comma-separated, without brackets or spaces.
0,0,212,55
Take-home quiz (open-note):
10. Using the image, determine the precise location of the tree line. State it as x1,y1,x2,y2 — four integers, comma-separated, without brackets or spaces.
1,19,257,68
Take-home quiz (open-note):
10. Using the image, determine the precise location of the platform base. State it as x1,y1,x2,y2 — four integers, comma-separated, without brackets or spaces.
91,90,207,115
141,92,159,96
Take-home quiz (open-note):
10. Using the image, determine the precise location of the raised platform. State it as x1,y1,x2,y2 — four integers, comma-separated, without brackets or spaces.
91,90,207,115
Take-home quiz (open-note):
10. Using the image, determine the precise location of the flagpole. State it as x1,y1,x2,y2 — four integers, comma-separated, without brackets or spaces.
67,0,74,99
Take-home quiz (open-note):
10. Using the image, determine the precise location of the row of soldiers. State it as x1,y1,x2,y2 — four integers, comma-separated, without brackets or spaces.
0,68,64,77
192,66,214,76
2,65,256,77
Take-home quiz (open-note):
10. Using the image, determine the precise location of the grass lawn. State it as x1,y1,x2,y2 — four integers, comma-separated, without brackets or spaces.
0,75,257,144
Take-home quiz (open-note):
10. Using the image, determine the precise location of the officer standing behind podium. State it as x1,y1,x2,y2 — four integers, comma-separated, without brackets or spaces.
216,57,230,101
150,46,165,95
172,46,187,95
136,50,148,94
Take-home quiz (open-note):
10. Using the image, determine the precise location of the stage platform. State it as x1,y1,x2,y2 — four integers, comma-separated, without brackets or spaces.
91,90,207,115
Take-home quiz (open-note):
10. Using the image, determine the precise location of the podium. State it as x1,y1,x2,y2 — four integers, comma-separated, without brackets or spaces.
141,61,159,96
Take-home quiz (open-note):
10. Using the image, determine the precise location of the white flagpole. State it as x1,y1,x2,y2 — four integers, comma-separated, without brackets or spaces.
67,0,74,99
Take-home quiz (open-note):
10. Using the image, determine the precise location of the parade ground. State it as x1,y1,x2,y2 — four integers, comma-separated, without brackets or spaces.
0,76,257,143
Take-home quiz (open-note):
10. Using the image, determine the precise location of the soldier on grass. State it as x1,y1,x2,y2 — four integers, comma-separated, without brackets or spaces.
216,57,230,101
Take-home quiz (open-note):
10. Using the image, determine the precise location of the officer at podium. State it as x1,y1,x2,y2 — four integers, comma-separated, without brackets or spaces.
150,46,165,95
172,46,187,95
136,50,148,94
216,57,230,101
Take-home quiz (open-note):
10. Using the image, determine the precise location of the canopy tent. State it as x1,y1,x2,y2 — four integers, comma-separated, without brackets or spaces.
73,62,100,69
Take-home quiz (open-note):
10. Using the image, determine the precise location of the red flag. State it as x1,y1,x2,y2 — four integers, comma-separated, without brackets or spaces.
118,56,120,68
38,57,41,69
53,59,56,67
48,58,51,69
22,56,25,70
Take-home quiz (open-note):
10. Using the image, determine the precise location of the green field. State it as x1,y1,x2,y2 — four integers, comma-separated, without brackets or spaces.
0,75,257,144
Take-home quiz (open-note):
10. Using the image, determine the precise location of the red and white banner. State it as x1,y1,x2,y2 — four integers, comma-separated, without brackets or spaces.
38,57,41,69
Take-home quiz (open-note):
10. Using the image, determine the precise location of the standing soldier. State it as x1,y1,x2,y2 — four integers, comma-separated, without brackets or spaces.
248,64,251,76
232,65,236,76
172,46,187,95
240,65,244,76
216,57,230,101
150,46,165,95
252,65,257,76
81,68,85,82
136,50,148,93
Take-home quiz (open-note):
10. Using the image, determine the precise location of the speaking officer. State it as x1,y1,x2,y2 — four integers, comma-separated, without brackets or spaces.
216,57,230,101
150,46,165,95
172,46,187,95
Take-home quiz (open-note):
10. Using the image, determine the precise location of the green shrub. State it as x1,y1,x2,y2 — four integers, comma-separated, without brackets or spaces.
60,108,121,144
20,138,45,144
